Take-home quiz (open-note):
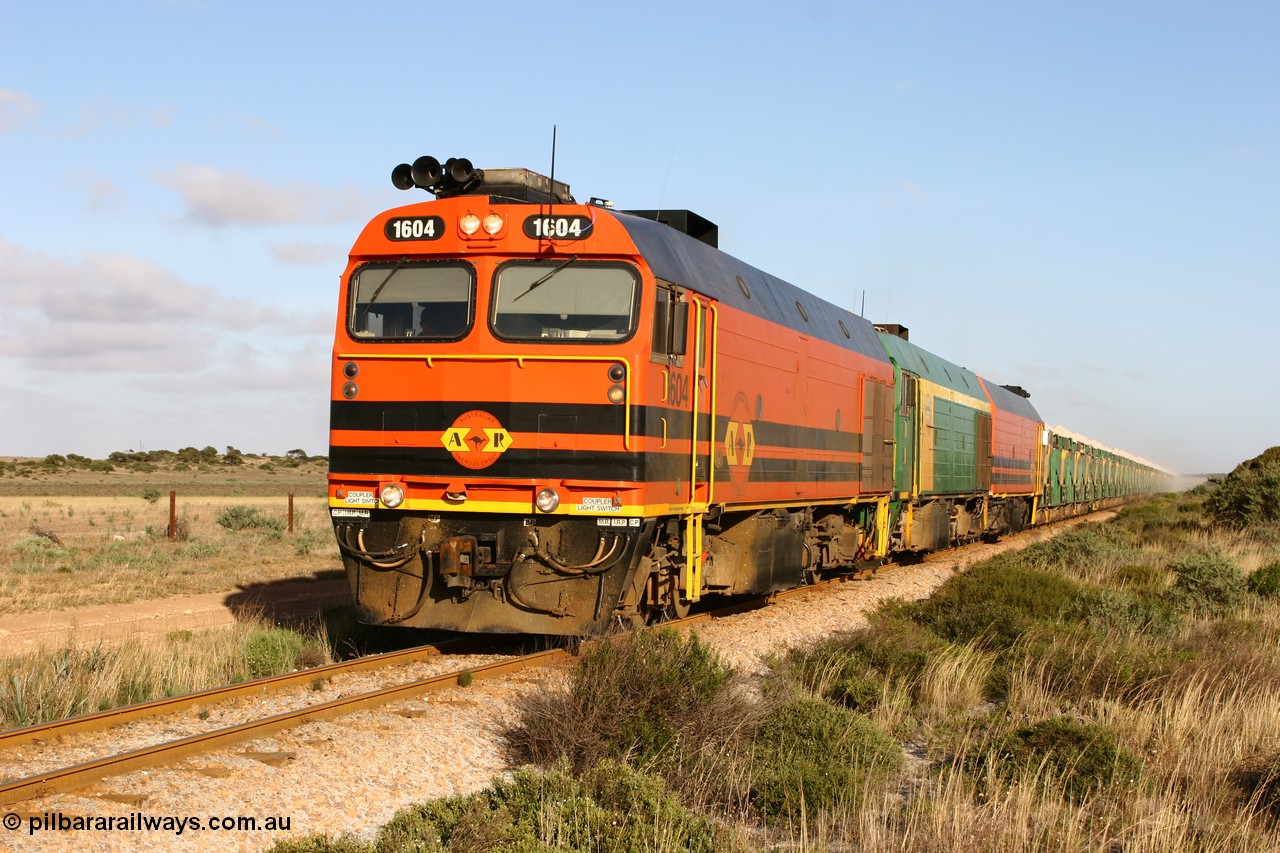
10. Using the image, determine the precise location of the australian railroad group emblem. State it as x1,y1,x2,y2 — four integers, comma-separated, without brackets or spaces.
724,391,757,495
440,410,514,469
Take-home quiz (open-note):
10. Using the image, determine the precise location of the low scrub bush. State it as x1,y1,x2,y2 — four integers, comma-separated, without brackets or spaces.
901,558,1084,650
1105,563,1169,596
507,629,742,774
216,505,286,534
780,613,949,715
1020,524,1136,576
6,534,73,566
243,627,306,679
749,697,902,821
975,715,1143,804
1168,550,1246,617
1247,560,1280,598
272,760,742,853
1011,626,1182,705
1203,447,1280,528
1071,586,1180,636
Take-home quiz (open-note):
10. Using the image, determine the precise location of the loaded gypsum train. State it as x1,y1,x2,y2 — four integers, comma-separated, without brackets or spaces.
327,157,1171,634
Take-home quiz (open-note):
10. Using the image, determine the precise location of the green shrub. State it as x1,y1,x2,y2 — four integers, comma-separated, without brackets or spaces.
142,487,162,503
7,534,73,564
1013,625,1181,704
367,761,736,853
1105,563,1169,596
179,540,220,559
1168,550,1246,617
1021,524,1136,575
243,628,304,679
981,715,1143,803
1247,561,1280,598
1071,586,1180,636
216,505,286,534
750,697,902,820
506,629,736,774
903,558,1084,649
781,613,948,713
1203,447,1280,528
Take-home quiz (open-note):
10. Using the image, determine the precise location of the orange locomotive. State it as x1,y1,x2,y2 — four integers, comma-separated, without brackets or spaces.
328,157,900,633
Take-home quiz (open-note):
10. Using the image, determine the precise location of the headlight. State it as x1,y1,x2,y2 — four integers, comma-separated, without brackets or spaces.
535,487,560,513
379,483,405,508
459,213,480,235
482,213,504,235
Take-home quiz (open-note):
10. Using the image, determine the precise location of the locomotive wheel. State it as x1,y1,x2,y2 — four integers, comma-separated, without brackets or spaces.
661,592,692,621
650,575,691,622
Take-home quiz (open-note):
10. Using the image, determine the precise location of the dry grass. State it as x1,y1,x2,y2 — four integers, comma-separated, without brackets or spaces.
0,616,335,730
0,492,338,614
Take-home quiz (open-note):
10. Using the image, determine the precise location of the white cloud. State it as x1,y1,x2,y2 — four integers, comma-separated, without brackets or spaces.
0,239,334,456
0,88,40,133
155,161,377,227
0,238,327,373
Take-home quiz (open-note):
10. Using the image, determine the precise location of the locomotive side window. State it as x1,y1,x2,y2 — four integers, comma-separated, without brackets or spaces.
348,261,474,340
491,261,638,342
650,283,688,362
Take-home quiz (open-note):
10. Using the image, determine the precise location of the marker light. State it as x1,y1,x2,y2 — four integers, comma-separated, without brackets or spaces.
459,213,481,235
342,381,358,399
379,483,405,508
535,487,561,513
343,361,359,379
482,213,504,235
608,363,626,382
607,385,625,404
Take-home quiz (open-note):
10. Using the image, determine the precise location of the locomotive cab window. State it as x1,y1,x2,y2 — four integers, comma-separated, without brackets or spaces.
348,261,474,340
491,260,638,342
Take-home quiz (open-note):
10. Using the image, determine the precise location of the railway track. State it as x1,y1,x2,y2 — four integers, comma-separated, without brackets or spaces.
0,578,847,807
0,514,1103,809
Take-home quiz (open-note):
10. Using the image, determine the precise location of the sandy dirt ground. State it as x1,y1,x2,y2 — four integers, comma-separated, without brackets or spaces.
0,579,349,652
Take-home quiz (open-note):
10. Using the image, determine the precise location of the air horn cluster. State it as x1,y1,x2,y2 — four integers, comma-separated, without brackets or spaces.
391,156,481,197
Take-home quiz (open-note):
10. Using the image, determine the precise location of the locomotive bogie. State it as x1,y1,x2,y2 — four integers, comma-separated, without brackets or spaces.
335,510,656,634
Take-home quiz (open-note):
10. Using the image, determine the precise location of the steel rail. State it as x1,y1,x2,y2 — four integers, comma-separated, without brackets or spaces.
0,647,567,806
0,635,489,752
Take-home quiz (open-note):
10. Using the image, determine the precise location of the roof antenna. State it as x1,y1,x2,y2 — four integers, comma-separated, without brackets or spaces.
548,125,558,219
656,142,676,217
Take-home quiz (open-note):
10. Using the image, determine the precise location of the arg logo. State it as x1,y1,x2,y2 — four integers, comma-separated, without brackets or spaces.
441,410,514,470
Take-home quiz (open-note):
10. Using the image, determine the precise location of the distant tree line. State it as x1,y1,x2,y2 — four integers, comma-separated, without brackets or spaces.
0,447,326,476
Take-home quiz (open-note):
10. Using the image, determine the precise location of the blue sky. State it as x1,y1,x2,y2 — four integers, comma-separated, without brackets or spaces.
1,1,1275,475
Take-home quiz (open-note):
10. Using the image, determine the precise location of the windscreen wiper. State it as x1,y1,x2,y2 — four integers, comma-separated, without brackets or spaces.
512,255,578,302
357,257,408,323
